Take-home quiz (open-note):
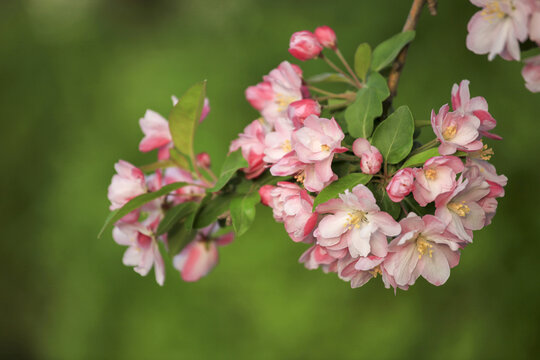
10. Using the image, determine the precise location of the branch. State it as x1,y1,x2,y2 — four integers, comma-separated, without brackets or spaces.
385,0,436,104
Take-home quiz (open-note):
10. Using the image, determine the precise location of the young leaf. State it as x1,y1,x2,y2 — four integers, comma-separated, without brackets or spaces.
400,147,440,169
365,72,390,101
371,31,416,71
306,73,353,85
354,43,372,82
371,106,414,164
169,81,207,164
230,190,260,236
97,182,188,238
209,150,248,192
193,194,235,229
344,87,382,139
313,173,372,210
167,220,197,257
156,202,198,236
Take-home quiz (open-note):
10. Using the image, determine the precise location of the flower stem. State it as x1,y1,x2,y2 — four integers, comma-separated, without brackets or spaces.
308,85,348,98
320,54,357,87
334,48,362,88
409,138,439,156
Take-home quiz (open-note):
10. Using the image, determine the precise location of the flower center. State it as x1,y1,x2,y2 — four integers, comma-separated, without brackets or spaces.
416,236,433,260
275,93,296,112
345,210,368,230
369,266,382,278
471,144,494,161
442,124,457,140
424,168,437,180
294,171,305,184
448,201,471,217
321,144,330,152
481,1,506,21
282,139,292,152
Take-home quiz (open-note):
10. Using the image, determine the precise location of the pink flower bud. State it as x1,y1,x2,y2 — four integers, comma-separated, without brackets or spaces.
288,31,323,61
314,26,337,49
259,185,275,207
287,99,321,128
386,168,416,202
196,152,211,168
352,138,382,175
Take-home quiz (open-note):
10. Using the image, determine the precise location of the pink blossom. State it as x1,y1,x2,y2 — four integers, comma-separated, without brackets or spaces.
113,221,165,286
266,181,303,221
530,6,540,44
299,244,337,270
163,167,206,204
172,223,234,282
412,156,464,206
229,119,268,179
292,115,346,163
384,214,461,287
289,31,323,61
287,99,321,128
108,160,147,210
465,156,508,197
259,185,275,207
246,61,303,124
139,110,172,154
314,26,337,49
335,255,384,288
522,54,540,93
314,184,401,258
451,79,501,140
263,117,295,164
431,104,483,155
386,168,416,202
435,173,490,242
466,0,532,61
196,152,211,168
352,138,383,175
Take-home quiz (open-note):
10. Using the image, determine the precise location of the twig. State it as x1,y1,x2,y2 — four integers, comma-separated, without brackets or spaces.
427,0,438,15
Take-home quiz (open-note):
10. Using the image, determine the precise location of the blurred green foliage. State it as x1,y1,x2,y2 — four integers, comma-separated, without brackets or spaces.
1,0,539,359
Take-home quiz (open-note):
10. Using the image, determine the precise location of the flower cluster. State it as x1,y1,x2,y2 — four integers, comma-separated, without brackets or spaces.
466,0,540,92
104,21,507,292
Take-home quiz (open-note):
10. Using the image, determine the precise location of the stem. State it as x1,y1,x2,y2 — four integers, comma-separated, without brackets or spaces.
384,0,435,108
399,202,409,215
414,119,431,127
320,54,357,87
334,48,363,88
308,85,349,98
409,138,439,156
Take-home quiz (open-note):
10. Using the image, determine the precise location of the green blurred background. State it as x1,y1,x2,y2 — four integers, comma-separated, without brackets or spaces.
1,0,539,359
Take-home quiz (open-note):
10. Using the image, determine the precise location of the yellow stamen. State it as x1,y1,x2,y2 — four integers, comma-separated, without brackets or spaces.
369,266,382,278
471,144,494,161
448,201,471,217
424,168,437,180
282,140,292,152
294,172,305,184
442,124,457,140
481,1,506,21
344,211,368,230
416,236,433,259
321,144,330,151
275,94,296,112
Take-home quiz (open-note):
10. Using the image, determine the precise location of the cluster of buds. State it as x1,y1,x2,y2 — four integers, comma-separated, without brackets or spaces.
466,0,540,92
104,23,507,292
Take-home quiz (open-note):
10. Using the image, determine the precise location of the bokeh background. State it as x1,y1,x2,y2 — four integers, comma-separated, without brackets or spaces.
1,0,539,359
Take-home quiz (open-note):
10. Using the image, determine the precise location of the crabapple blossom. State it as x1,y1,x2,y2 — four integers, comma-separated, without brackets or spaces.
522,55,540,93
108,160,147,210
163,167,206,204
466,0,533,61
270,152,337,192
292,115,346,163
314,184,401,258
352,138,383,175
139,109,172,156
412,156,464,206
113,221,165,286
337,255,385,288
299,244,337,270
530,5,540,44
465,155,508,197
384,214,461,287
314,26,337,49
229,119,268,179
196,152,211,168
259,185,275,207
173,223,234,282
431,104,483,155
451,80,501,140
263,117,295,164
263,182,303,222
288,31,323,61
386,168,416,202
435,173,490,242
287,99,321,128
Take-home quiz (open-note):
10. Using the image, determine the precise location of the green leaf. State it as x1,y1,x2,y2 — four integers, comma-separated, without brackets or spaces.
209,150,248,192
365,72,390,101
378,186,401,219
97,182,188,238
371,31,416,71
167,220,197,257
193,194,235,229
156,202,198,236
169,80,207,164
139,160,176,173
306,73,353,85
372,106,414,164
344,87,382,139
400,147,440,169
354,43,372,82
313,173,372,210
230,190,260,236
